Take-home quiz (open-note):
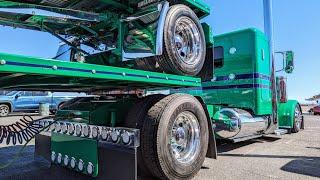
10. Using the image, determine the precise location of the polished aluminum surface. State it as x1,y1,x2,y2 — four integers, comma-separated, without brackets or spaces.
174,16,202,66
215,108,269,140
170,111,201,164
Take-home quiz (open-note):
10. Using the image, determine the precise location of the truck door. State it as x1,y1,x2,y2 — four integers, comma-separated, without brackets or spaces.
14,91,34,111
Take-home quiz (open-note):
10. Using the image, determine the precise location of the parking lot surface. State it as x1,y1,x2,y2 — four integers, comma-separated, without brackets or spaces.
0,114,319,180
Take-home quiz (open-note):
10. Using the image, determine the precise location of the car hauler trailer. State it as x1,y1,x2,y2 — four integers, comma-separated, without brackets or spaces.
0,0,303,179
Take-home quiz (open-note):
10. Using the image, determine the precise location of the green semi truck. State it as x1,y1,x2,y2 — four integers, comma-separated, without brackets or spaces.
0,0,303,179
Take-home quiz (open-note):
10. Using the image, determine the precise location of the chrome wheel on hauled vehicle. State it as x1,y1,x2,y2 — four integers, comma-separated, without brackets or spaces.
170,111,201,164
0,104,9,117
292,105,303,133
136,4,206,76
173,17,203,68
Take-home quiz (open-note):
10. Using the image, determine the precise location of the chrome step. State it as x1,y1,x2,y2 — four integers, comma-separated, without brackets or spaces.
274,129,288,136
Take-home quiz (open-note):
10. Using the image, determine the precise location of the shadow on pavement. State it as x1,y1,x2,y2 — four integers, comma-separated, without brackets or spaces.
306,146,320,150
219,153,320,178
217,136,280,153
281,158,320,178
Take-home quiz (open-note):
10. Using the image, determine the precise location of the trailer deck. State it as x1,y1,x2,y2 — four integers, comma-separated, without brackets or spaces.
0,52,201,92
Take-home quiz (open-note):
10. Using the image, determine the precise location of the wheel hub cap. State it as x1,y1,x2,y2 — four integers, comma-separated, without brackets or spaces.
174,17,202,66
170,111,201,164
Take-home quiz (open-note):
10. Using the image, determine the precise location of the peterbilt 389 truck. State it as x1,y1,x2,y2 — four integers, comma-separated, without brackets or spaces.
0,0,303,179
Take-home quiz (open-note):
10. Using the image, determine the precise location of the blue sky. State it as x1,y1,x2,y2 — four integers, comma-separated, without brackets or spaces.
0,0,318,103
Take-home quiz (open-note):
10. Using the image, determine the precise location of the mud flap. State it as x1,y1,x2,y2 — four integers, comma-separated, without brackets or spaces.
34,134,138,180
35,134,51,162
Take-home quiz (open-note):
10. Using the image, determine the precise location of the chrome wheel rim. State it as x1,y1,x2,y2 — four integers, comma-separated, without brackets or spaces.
295,106,302,130
174,17,202,66
170,111,201,164
0,105,9,116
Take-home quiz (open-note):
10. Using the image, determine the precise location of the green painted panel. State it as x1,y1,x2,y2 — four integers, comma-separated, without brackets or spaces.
183,0,211,18
202,23,214,47
51,133,99,177
278,100,298,128
0,52,201,91
201,28,272,116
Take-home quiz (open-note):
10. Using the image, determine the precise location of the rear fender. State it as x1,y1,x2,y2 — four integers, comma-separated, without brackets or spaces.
278,100,300,129
121,1,169,61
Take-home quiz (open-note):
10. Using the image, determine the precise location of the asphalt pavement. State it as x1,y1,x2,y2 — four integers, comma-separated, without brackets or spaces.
0,113,319,180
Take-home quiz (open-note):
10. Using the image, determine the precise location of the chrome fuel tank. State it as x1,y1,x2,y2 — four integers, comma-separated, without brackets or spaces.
214,108,269,140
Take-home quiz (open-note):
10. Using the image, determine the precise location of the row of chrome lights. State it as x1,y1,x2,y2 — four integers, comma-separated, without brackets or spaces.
51,151,95,176
37,120,140,147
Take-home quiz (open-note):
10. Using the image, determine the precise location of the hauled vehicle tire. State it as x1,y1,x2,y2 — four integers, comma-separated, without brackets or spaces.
126,94,209,179
292,105,303,133
137,4,206,76
0,104,10,117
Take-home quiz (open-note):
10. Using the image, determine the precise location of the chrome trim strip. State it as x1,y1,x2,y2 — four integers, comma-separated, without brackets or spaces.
122,1,169,61
156,1,169,55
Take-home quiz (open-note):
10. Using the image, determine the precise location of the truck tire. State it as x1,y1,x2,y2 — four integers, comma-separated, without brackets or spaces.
128,94,209,179
137,5,206,76
124,94,166,176
292,105,302,133
0,104,10,117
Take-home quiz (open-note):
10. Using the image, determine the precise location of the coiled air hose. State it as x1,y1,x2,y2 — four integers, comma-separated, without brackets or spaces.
0,115,54,169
